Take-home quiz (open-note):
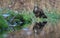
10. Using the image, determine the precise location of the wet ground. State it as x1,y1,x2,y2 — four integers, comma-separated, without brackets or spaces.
6,22,60,38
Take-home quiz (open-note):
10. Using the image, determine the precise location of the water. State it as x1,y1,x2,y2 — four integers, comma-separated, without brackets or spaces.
22,28,29,31
22,28,32,35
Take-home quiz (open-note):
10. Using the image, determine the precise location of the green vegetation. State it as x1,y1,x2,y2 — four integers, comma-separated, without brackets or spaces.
44,8,60,24
0,14,8,34
0,9,35,31
0,8,60,38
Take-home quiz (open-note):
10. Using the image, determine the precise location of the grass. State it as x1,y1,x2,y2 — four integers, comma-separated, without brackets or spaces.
43,8,60,24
